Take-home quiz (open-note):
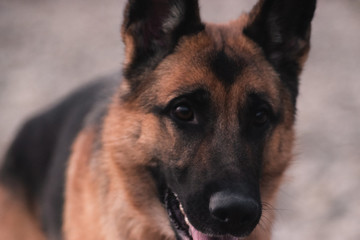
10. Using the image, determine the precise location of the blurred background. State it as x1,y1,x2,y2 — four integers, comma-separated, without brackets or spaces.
0,0,359,239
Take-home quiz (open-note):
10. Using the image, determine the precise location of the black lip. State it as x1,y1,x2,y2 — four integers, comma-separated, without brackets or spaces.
165,189,192,240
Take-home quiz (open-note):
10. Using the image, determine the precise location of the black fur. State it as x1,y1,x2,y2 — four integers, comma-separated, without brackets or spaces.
0,75,120,239
157,90,273,236
211,50,246,87
0,0,316,239
123,0,204,89
244,0,317,104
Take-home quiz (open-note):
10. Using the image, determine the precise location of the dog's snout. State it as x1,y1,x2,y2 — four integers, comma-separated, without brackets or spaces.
209,192,260,229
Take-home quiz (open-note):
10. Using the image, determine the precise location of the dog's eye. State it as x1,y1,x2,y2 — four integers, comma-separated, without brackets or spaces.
171,104,194,122
253,108,269,126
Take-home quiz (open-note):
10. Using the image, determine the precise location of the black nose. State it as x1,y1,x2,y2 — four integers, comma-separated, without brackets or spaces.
209,191,260,228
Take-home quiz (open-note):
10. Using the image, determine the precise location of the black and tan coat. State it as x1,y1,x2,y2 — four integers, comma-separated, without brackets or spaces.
0,0,316,239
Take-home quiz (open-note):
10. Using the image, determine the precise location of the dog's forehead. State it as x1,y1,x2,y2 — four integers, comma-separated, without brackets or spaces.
154,23,281,107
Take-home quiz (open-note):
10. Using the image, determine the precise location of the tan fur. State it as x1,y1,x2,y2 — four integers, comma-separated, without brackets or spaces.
63,127,107,240
0,185,45,240
153,25,294,239
64,120,175,239
0,2,312,239
64,12,304,239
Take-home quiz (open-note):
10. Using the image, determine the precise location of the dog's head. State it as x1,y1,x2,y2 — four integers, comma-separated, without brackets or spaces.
117,0,316,239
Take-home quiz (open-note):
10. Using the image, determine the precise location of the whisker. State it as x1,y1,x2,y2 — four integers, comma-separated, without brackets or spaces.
258,214,272,234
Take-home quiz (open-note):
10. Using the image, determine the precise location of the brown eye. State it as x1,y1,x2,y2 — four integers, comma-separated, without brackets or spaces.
253,109,269,126
172,104,194,122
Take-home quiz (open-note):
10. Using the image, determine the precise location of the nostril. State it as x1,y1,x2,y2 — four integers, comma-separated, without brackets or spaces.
210,206,230,223
210,205,230,223
209,191,260,225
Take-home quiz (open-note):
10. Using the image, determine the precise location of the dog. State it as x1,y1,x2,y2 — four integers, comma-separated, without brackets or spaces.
0,0,316,239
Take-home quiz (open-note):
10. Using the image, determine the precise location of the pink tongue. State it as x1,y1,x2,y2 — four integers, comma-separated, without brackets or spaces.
189,225,238,240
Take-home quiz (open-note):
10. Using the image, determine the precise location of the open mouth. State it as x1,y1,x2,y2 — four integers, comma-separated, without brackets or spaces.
165,189,240,240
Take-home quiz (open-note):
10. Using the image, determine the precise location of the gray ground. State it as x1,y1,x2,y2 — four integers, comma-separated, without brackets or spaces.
0,0,359,239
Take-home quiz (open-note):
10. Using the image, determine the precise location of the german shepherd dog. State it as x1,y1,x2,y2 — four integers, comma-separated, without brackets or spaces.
0,0,316,239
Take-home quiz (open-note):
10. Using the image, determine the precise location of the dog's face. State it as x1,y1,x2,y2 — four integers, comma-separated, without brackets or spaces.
150,34,283,238
118,0,316,239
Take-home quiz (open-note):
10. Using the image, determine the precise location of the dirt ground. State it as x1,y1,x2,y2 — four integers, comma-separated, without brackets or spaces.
0,0,359,239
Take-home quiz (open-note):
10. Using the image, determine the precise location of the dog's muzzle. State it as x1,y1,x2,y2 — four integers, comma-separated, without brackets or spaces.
165,189,261,240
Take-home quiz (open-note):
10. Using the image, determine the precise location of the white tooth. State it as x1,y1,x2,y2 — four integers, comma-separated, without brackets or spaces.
179,203,185,214
179,203,191,231
184,215,191,227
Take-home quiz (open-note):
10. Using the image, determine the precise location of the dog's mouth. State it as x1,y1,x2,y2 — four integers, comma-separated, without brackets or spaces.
165,189,240,240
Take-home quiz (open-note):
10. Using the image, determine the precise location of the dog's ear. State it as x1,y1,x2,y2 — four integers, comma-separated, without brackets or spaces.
122,0,203,84
244,0,316,102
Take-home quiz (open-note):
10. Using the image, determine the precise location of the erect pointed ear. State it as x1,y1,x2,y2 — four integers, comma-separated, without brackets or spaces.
244,0,316,102
122,0,204,83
